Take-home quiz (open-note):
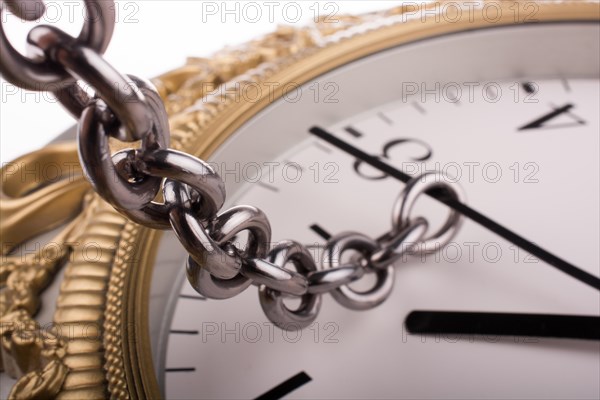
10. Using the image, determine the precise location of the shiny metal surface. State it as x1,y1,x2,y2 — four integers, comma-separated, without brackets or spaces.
246,241,312,296
370,217,429,269
2,2,596,396
170,206,243,279
179,204,271,297
112,149,225,230
259,241,321,330
244,258,308,296
392,172,465,254
187,257,252,300
77,102,164,210
0,0,115,91
77,77,168,212
27,25,151,140
323,232,395,310
307,264,365,294
166,182,240,279
0,0,466,329
3,0,46,20
142,150,226,221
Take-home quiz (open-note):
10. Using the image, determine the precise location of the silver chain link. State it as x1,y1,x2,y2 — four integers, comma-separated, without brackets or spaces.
1,1,464,330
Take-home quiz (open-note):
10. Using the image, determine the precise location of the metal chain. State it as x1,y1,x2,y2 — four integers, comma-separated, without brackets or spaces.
1,1,464,330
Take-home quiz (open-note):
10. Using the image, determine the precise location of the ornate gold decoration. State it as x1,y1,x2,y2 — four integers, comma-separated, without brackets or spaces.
1,143,88,399
1,2,598,399
103,222,138,400
1,144,133,399
54,196,127,399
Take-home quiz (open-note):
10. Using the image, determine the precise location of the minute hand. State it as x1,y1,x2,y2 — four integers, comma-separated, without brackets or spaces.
309,126,600,291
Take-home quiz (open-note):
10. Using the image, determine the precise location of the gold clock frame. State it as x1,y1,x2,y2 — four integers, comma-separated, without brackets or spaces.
1,2,598,398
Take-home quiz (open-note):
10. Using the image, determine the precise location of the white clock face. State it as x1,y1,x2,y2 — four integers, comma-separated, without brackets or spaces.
156,23,600,399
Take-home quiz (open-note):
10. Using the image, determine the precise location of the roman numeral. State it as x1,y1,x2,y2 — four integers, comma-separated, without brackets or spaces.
518,103,585,131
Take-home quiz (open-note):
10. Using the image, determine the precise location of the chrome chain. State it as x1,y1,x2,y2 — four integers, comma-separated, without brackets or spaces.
1,0,464,330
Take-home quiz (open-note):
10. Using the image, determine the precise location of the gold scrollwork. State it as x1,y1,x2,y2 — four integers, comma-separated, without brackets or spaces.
1,143,88,399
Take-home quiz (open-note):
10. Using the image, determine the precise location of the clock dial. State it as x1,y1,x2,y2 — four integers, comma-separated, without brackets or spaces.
156,23,599,399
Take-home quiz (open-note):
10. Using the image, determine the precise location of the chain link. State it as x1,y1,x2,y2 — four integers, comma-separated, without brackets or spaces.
0,0,115,91
259,241,321,330
0,1,464,330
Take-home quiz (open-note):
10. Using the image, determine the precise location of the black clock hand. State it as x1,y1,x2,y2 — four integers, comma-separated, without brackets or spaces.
309,126,600,291
406,311,600,340
255,371,312,400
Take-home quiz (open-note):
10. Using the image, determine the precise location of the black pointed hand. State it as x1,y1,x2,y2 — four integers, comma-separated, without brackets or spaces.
309,126,600,291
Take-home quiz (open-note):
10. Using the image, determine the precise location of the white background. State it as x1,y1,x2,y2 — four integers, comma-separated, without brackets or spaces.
0,0,404,162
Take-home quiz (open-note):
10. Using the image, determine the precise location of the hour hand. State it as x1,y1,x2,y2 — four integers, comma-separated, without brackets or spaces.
405,310,600,341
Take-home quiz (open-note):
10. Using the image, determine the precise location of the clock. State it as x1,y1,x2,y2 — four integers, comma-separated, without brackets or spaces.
1,1,599,399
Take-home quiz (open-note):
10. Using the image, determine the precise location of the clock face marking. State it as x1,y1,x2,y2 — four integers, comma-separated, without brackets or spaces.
311,125,599,290
166,368,196,373
377,112,394,125
170,330,200,335
518,103,586,131
522,81,537,94
309,224,332,241
411,101,426,114
352,136,434,181
344,126,363,138
561,77,571,92
284,160,304,172
162,23,600,399
257,181,280,193
180,294,207,301
312,141,333,154
406,311,600,340
255,371,312,400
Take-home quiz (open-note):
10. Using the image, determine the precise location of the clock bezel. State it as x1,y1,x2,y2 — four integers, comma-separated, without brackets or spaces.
80,3,600,397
